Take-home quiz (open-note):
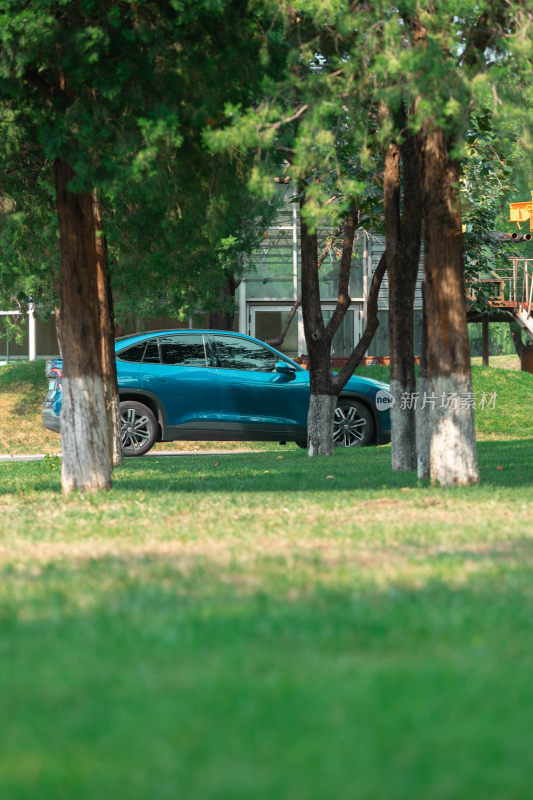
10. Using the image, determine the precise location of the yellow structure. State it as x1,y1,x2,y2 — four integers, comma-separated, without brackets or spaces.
509,191,533,231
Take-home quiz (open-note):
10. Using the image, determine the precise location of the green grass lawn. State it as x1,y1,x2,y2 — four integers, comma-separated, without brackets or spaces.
1,360,533,798
471,353,521,370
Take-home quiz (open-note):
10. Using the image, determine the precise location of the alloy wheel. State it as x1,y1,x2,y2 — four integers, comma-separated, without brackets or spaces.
120,407,152,452
333,403,368,447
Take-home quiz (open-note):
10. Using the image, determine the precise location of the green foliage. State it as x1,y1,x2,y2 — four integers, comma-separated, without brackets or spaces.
468,322,515,357
0,149,59,313
207,1,532,231
0,314,24,346
1,0,530,328
0,0,283,322
204,6,385,232
0,0,180,186
105,146,281,322
461,113,529,312
43,452,61,470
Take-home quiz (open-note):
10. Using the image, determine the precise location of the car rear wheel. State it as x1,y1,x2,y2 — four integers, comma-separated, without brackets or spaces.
333,400,374,447
119,401,158,457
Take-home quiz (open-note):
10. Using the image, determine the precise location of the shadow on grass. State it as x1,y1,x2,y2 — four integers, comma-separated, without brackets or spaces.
110,438,533,494
3,438,533,497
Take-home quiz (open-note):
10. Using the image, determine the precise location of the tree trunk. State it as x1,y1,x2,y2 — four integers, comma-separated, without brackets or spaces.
481,315,489,366
208,273,238,330
396,129,423,469
416,283,430,480
54,158,111,493
422,128,478,486
385,127,423,472
300,196,336,455
267,229,344,348
93,190,123,467
300,194,386,455
509,323,524,360
307,394,336,456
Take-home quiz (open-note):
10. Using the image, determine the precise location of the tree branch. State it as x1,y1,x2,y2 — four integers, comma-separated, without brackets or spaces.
331,251,387,392
267,295,301,347
325,204,357,342
509,322,524,359
317,219,345,269
263,104,308,133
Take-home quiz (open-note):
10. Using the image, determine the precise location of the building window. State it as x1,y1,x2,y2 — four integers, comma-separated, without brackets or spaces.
246,211,296,300
367,311,389,357
318,235,365,299
367,311,423,358
253,308,299,359
322,309,356,357
413,310,423,357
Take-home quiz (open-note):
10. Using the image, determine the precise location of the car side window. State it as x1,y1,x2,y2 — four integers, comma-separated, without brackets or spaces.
143,339,160,363
117,342,146,362
212,335,277,372
158,334,207,367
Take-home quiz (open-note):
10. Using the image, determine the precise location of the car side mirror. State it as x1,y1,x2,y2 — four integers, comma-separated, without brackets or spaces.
275,360,297,374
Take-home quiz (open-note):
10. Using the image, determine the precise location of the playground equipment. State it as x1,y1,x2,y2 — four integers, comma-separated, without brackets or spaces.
472,256,533,339
503,193,533,340
508,190,533,232
469,195,533,314
466,193,533,367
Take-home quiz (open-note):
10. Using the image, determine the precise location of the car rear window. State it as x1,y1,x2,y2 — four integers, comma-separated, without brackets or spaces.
117,342,146,362
143,340,160,363
117,339,161,363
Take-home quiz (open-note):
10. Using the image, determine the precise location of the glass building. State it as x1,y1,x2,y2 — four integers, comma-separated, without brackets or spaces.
238,185,424,360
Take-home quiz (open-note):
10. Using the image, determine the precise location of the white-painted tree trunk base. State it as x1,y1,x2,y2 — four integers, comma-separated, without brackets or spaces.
60,375,112,493
307,394,337,456
429,374,479,487
390,379,417,471
111,396,123,467
416,376,430,480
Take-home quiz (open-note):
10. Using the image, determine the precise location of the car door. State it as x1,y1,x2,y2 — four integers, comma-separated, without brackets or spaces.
115,339,147,388
209,333,309,437
140,333,220,430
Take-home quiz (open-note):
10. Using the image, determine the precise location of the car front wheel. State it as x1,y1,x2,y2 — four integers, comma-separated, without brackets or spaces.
119,401,158,457
333,400,374,447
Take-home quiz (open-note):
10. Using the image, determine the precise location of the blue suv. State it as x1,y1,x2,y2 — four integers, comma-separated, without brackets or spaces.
43,329,391,456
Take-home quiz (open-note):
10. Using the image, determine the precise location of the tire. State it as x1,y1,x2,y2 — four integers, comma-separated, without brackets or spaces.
119,401,158,457
296,441,307,449
333,399,374,447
